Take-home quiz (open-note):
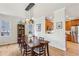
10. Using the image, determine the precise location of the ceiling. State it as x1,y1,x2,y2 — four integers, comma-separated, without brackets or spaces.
0,3,79,18
0,3,28,18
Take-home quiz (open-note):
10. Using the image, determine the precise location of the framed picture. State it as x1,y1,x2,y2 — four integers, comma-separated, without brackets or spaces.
56,22,62,29
45,17,54,34
36,24,41,32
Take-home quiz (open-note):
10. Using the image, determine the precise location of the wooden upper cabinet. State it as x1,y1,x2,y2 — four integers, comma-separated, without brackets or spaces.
65,19,79,30
71,19,79,26
65,20,71,30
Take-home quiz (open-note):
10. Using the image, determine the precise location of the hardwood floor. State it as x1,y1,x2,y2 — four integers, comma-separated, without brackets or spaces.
0,41,79,56
49,46,65,56
0,44,21,56
66,41,79,56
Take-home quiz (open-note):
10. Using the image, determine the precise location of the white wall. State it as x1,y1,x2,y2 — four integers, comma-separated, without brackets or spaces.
52,8,66,50
34,8,66,51
34,17,45,37
66,4,79,18
0,14,22,45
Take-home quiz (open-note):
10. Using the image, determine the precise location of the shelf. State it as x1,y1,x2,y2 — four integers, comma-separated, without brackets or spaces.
17,24,25,43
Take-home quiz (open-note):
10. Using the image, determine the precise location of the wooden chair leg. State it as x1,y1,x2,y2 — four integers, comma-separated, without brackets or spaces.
44,51,46,56
20,47,23,55
23,50,26,56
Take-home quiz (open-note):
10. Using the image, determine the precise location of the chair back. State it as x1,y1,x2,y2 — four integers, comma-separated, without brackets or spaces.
34,43,46,56
39,37,44,41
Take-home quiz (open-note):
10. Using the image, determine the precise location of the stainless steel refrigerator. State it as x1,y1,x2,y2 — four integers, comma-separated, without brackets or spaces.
71,26,79,43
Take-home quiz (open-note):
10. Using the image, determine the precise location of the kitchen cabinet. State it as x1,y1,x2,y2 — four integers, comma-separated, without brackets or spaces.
66,33,71,41
71,19,79,26
65,21,71,30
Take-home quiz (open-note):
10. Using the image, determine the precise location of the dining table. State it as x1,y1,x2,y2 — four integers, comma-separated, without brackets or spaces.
26,40,49,56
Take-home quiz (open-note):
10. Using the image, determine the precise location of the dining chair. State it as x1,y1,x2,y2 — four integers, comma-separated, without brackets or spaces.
33,44,46,56
17,38,23,54
22,41,31,56
22,35,32,56
17,36,31,56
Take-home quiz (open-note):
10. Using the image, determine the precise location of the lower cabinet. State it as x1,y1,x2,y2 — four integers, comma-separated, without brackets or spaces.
66,34,71,41
66,34,78,43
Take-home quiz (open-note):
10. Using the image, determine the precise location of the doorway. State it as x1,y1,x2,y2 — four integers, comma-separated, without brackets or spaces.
65,19,79,55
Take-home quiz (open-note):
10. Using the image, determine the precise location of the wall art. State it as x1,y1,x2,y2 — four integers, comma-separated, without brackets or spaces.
56,22,62,29
36,24,41,32
45,17,54,34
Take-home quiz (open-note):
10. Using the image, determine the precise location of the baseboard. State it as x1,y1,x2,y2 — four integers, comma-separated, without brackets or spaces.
0,42,17,46
49,43,65,51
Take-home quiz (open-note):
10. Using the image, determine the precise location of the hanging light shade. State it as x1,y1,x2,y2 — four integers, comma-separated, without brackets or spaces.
29,19,34,24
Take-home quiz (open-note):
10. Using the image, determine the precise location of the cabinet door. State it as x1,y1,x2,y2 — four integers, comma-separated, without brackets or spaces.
66,34,71,41
65,21,71,30
71,20,79,26
71,32,78,43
